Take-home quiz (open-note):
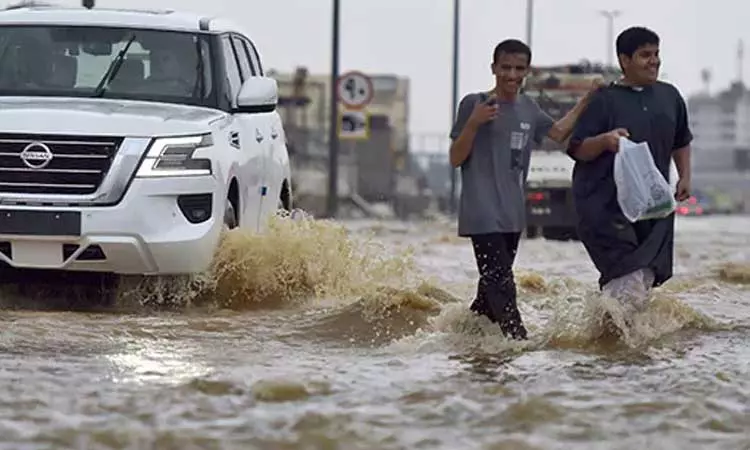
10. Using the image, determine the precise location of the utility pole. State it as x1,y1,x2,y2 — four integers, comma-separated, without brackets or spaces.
448,0,460,215
525,0,534,48
326,0,340,218
738,39,745,84
599,9,621,67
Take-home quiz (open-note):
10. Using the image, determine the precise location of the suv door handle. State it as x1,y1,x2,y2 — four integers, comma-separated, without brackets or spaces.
255,128,264,143
271,127,278,140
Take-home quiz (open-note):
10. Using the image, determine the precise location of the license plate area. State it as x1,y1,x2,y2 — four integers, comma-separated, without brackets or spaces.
0,210,81,236
530,207,552,215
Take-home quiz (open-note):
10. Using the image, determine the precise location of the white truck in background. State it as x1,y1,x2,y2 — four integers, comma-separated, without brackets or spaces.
523,62,621,241
525,149,577,240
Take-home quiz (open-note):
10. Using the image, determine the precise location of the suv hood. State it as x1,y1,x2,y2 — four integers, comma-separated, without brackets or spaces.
0,97,228,137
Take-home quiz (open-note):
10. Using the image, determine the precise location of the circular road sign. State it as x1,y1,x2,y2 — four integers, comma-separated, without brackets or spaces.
336,71,374,109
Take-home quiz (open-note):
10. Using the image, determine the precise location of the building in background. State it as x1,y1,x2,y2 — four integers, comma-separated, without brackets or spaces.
267,67,431,219
688,81,750,172
687,80,750,211
268,67,409,156
686,40,750,213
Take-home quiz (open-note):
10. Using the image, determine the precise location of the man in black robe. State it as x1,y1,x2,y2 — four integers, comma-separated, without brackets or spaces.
566,26,692,313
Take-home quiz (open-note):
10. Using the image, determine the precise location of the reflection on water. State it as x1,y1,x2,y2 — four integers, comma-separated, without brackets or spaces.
106,342,212,385
0,215,747,448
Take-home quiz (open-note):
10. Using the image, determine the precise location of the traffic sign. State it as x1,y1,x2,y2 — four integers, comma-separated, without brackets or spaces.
336,71,374,110
338,109,370,140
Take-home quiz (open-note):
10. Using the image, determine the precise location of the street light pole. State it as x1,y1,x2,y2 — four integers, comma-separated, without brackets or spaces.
326,0,341,218
449,0,460,215
599,9,621,67
525,0,534,48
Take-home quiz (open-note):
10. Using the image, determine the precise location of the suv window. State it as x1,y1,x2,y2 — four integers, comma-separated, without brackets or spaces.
219,34,242,105
0,25,216,108
230,35,253,79
240,37,263,76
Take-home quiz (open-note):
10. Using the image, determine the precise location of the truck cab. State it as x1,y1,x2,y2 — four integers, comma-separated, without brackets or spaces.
523,62,621,240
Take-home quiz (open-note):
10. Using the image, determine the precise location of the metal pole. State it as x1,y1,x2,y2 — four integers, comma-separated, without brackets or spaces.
449,0,460,215
525,0,533,48
599,10,621,67
738,39,744,84
326,0,340,218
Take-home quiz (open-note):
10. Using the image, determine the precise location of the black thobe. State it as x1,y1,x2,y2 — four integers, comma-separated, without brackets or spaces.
567,82,693,289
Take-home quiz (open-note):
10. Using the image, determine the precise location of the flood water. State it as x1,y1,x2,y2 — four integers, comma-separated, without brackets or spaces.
0,215,748,450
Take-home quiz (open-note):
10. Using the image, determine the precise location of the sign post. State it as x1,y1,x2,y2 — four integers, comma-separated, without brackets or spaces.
326,0,341,219
329,70,373,215
449,0,460,215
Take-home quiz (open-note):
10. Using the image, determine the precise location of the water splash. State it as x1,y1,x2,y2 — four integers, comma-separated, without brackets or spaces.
716,262,750,285
390,270,724,356
114,214,418,311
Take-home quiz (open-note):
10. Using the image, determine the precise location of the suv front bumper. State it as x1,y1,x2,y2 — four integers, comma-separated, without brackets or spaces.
0,175,224,275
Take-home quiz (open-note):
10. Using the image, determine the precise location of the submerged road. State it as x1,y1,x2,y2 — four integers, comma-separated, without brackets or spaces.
0,215,748,449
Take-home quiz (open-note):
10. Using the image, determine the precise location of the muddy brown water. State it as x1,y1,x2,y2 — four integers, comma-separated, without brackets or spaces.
0,215,748,449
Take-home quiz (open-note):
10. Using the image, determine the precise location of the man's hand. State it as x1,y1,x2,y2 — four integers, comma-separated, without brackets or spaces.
675,177,691,202
601,128,630,152
467,96,498,128
449,95,497,167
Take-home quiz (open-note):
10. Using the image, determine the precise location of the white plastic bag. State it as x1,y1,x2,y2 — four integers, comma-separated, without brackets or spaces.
613,137,677,222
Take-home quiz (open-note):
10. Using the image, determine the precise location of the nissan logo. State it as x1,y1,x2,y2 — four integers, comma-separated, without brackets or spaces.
20,142,54,169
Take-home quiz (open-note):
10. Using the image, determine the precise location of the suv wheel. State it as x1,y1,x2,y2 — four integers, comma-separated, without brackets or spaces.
224,199,238,229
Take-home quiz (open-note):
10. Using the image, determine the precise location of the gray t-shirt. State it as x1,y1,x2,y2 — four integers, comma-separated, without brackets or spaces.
450,92,555,236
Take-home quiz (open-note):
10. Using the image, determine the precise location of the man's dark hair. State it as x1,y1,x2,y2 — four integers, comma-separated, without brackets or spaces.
616,27,660,57
492,39,532,65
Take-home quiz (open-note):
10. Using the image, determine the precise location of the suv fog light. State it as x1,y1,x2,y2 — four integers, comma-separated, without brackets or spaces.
177,193,213,224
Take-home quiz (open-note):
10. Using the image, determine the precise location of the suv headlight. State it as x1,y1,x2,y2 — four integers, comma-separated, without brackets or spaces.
136,134,213,177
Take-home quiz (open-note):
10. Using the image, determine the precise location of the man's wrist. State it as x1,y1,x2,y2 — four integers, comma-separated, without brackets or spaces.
593,133,610,150
464,120,480,133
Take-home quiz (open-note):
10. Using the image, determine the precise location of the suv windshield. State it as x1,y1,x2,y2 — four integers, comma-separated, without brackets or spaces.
0,25,215,108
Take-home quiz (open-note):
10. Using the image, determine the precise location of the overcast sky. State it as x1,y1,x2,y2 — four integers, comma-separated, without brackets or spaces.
7,0,747,136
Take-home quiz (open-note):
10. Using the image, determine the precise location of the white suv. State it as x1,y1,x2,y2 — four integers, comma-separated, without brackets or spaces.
0,5,292,277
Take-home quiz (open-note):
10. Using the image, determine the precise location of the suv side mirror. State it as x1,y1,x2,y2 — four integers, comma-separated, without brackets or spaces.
235,77,278,114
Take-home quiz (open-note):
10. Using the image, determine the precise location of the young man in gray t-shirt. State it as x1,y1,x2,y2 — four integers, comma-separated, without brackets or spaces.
449,39,601,340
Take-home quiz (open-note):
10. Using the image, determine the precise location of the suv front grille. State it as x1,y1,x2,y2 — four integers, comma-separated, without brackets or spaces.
0,134,123,195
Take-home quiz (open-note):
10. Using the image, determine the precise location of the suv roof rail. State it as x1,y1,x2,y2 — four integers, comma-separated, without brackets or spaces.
3,0,60,10
2,3,178,15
